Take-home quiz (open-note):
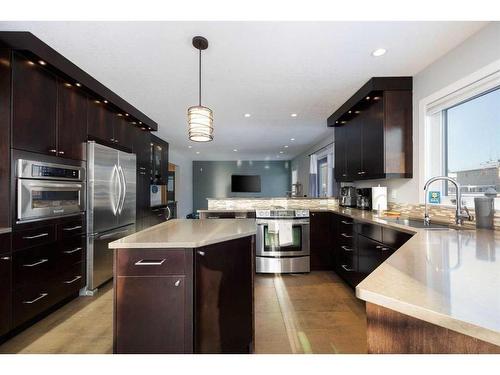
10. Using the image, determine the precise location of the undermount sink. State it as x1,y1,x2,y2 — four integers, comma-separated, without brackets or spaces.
380,217,451,230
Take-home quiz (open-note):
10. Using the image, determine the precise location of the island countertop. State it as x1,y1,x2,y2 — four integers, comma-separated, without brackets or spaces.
109,218,257,249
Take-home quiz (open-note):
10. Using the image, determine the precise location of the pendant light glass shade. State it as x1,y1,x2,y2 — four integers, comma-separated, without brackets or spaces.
188,105,214,142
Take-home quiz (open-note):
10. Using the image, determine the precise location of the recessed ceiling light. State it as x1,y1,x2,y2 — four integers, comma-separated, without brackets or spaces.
290,138,295,141
279,151,284,154
188,145,192,149
290,113,298,118
284,145,288,148
103,100,108,104
196,151,200,154
233,149,238,152
38,60,46,66
372,48,387,57
94,100,101,104
117,113,123,117
138,121,142,125
125,113,129,117
27,61,35,65
64,83,72,88
244,113,251,118
75,82,82,87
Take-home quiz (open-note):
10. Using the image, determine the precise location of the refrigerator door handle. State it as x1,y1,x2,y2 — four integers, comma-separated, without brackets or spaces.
110,164,120,216
117,165,127,215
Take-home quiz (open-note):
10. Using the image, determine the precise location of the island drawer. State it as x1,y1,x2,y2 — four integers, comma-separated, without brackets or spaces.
116,249,187,276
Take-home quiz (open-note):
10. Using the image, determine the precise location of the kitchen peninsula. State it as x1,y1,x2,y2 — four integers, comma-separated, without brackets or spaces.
199,197,500,354
109,219,256,354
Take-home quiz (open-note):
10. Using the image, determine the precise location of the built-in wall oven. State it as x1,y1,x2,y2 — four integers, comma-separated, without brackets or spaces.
16,159,85,223
256,209,310,273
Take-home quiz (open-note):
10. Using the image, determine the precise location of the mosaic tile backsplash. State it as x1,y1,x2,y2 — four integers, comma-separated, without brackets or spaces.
206,198,499,230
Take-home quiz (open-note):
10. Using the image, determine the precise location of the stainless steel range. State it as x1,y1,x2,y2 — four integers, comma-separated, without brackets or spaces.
255,209,310,274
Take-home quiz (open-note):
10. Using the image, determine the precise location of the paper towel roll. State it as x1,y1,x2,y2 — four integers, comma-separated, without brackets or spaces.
371,186,387,212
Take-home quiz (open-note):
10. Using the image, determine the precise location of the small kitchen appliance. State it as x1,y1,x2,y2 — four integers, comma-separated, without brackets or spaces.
356,188,372,210
340,186,357,207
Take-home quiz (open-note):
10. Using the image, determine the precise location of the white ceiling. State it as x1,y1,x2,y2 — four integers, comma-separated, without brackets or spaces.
0,21,487,160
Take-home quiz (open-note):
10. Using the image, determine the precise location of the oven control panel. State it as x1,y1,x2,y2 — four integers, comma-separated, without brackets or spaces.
17,159,85,181
255,209,309,219
294,210,309,218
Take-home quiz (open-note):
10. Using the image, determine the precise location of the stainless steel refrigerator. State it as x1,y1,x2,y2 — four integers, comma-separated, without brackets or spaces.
84,141,136,294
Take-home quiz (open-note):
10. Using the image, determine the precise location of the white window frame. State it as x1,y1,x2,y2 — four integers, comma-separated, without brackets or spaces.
419,59,500,207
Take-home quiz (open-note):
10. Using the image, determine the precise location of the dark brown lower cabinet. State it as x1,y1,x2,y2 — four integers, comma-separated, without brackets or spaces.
357,235,394,275
115,276,190,354
195,236,254,353
310,211,334,270
0,250,12,336
331,213,414,288
113,235,255,354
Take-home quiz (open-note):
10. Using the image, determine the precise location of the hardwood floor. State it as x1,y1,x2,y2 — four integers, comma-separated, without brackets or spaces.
0,272,367,354
255,271,367,354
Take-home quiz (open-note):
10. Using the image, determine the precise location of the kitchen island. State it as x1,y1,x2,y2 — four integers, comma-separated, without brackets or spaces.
109,219,256,354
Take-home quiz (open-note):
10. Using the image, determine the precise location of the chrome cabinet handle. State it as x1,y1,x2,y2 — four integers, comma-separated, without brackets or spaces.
165,206,172,220
49,149,57,154
341,220,353,225
341,264,355,272
174,280,181,287
63,275,82,284
23,233,49,240
197,250,205,256
340,233,353,238
134,259,166,266
376,245,390,252
58,150,65,155
63,225,82,231
63,247,82,254
341,245,353,252
23,293,48,304
23,258,49,267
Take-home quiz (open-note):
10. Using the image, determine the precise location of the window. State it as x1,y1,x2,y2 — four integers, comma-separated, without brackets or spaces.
317,157,328,197
426,75,500,208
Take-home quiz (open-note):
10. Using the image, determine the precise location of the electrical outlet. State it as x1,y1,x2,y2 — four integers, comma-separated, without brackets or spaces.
390,189,397,200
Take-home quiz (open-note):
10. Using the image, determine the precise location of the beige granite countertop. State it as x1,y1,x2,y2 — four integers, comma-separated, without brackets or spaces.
109,219,256,249
0,227,11,234
193,205,500,346
324,208,500,347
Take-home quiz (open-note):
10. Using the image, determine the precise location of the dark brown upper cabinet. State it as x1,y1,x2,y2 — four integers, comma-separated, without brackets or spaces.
328,77,413,182
57,79,88,160
87,98,114,144
113,115,134,151
12,52,88,160
88,99,135,151
12,52,57,155
150,134,169,185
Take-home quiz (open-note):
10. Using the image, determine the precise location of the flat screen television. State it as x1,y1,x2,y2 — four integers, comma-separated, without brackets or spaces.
231,175,261,193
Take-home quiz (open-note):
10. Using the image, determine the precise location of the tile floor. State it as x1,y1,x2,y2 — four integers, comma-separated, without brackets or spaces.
0,271,367,354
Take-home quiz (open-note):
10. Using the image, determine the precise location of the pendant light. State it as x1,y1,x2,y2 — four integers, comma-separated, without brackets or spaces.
188,36,214,142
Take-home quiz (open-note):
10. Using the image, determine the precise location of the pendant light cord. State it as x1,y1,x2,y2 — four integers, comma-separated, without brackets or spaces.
199,49,202,106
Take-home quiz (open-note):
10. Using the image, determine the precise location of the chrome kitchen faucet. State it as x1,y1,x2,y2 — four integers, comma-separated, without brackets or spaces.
423,176,473,226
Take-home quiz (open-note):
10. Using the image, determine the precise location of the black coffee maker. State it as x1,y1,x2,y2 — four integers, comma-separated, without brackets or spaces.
356,188,372,210
340,186,357,207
